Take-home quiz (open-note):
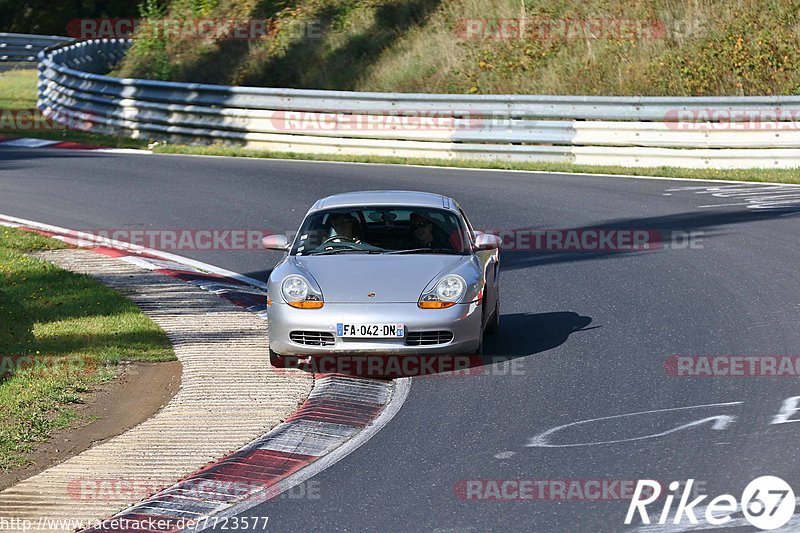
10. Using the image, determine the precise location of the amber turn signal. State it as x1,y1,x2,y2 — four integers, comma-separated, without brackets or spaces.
418,301,456,309
288,300,324,309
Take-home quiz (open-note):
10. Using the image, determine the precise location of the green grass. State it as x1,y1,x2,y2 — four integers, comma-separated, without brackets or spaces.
0,227,174,470
0,67,148,149
150,142,800,185
0,68,37,110
113,0,800,96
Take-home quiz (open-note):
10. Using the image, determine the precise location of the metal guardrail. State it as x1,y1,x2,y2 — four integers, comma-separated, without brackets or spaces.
36,39,800,168
0,32,70,62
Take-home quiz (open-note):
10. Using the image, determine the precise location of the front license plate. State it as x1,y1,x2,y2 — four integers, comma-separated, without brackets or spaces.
336,323,405,338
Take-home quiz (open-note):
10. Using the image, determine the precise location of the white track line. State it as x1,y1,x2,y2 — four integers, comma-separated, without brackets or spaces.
0,213,265,288
153,151,800,187
1,138,60,148
2,136,797,187
94,148,153,154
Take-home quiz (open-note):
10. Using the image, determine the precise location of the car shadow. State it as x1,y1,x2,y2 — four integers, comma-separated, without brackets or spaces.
278,311,594,379
483,311,595,360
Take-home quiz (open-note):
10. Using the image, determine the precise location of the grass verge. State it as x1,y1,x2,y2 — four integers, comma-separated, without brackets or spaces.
150,143,800,185
0,69,38,110
0,67,148,149
0,226,174,470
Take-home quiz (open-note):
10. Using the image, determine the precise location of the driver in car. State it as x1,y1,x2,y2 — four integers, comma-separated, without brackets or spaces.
328,213,362,243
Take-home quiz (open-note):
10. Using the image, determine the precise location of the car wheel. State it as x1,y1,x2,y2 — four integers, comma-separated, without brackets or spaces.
485,299,500,335
269,348,300,369
269,348,286,368
474,300,485,357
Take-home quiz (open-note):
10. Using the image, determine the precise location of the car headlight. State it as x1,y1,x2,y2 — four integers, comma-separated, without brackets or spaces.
281,275,324,309
419,275,466,309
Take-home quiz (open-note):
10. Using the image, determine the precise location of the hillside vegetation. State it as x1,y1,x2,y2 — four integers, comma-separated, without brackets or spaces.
0,0,143,35
113,0,800,95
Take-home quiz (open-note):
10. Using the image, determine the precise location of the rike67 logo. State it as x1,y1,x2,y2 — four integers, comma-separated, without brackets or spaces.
625,476,796,530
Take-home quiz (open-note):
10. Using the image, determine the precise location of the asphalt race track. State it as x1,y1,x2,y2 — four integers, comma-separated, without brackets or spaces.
3,147,800,532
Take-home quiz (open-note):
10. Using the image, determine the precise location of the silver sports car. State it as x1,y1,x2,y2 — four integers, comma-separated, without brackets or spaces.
262,190,501,367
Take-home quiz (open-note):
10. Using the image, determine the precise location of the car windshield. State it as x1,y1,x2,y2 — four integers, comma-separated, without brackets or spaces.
292,206,471,256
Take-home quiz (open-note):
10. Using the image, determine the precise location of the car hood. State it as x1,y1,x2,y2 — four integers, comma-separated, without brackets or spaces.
291,254,469,303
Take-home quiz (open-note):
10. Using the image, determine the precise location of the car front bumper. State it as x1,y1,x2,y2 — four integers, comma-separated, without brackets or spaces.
267,300,482,356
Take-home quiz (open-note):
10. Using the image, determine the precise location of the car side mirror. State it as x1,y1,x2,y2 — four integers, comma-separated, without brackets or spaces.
262,234,289,251
475,233,501,250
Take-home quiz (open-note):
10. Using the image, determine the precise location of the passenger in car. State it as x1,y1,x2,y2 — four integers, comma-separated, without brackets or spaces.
409,212,450,249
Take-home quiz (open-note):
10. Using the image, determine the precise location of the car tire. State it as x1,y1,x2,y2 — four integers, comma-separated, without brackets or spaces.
269,348,285,368
485,299,500,335
269,348,300,369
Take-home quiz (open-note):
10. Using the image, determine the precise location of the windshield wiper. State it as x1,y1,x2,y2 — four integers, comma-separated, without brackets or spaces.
310,248,382,256
384,248,460,255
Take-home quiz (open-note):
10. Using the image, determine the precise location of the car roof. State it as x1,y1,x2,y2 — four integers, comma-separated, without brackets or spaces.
311,190,456,212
